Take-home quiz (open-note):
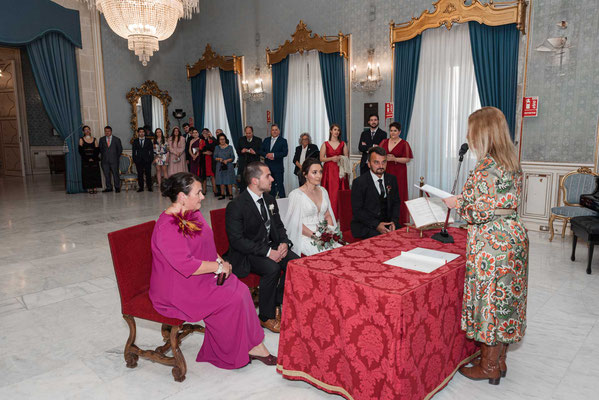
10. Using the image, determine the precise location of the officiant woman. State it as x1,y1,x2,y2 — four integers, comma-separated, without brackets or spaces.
443,107,529,385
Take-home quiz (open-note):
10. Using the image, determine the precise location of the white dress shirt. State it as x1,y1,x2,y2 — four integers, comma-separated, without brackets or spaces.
370,170,386,197
299,145,309,165
269,136,278,151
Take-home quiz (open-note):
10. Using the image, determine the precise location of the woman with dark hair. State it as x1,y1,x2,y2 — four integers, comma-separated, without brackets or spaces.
283,158,341,256
380,121,413,226
149,172,277,369
167,127,186,176
153,128,169,186
188,128,202,180
78,125,102,194
320,123,350,218
199,129,218,196
213,133,236,200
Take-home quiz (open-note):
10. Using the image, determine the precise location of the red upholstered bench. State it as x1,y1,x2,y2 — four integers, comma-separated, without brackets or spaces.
107,221,204,382
338,189,360,244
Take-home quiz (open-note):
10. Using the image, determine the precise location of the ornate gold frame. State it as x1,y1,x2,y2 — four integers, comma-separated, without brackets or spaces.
126,80,172,141
186,44,243,79
389,0,527,44
266,20,349,65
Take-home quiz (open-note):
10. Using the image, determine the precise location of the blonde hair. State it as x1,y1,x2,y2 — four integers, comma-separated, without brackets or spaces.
467,107,520,172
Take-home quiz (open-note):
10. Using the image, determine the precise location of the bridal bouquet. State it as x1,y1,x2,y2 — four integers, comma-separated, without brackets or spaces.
310,219,347,251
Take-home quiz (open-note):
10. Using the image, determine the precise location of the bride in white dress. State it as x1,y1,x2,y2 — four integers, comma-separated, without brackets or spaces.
284,158,342,256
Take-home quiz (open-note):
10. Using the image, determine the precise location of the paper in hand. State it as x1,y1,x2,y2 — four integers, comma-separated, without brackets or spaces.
415,184,452,199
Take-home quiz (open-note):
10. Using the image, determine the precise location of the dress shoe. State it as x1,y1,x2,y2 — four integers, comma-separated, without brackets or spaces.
218,195,226,200
147,188,153,192
115,188,121,193
137,188,144,193
260,318,280,333
249,354,277,366
459,343,501,385
102,188,113,193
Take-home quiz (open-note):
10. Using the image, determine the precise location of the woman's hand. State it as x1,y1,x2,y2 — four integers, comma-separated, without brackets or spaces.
333,155,341,162
221,260,232,278
443,195,462,209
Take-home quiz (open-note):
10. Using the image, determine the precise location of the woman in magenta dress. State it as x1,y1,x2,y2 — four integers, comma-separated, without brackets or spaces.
149,172,276,369
320,123,349,219
380,121,413,226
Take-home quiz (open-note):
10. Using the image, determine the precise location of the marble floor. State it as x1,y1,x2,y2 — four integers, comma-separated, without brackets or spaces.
0,174,597,400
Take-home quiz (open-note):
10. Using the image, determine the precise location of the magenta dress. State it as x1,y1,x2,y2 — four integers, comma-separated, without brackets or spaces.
149,211,264,369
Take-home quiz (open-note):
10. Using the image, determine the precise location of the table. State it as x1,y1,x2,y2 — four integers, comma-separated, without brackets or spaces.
277,227,478,400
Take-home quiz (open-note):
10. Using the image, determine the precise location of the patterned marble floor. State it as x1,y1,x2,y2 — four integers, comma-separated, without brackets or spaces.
0,174,597,400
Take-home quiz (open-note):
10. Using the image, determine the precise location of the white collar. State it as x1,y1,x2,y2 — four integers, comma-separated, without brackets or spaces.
370,170,384,184
247,187,264,203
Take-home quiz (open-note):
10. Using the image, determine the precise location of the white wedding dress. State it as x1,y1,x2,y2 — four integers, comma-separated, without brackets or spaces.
283,186,341,256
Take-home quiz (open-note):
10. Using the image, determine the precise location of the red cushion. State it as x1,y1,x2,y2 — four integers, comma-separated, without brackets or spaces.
240,273,261,288
338,190,352,232
123,291,183,326
210,208,229,256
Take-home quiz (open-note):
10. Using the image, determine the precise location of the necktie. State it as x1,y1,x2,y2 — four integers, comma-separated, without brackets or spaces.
107,137,111,147
378,178,385,198
371,130,376,141
257,198,268,222
270,138,275,151
140,139,144,148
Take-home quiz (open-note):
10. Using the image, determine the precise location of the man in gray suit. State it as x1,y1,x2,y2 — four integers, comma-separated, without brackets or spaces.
98,125,123,193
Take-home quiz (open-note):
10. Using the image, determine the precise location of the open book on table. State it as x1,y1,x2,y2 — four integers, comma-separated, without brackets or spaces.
405,196,454,229
383,247,460,273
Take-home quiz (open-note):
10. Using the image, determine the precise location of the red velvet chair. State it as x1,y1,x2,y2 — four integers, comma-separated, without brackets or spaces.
107,221,204,382
338,189,360,244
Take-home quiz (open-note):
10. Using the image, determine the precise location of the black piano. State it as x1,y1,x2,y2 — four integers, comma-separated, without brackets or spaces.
580,175,599,212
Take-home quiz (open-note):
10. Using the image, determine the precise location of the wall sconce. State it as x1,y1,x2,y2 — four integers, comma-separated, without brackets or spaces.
350,48,382,94
242,66,265,103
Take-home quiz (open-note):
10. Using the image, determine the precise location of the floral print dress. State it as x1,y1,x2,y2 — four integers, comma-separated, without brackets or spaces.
456,155,529,345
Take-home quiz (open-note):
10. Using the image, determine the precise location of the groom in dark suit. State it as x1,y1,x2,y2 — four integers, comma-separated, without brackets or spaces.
260,124,288,198
358,113,387,175
225,161,299,333
132,127,154,192
351,146,401,239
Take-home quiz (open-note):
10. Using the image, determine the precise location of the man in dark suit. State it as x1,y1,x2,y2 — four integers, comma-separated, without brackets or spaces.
98,125,122,193
182,123,192,172
225,161,299,333
260,124,288,198
351,146,401,239
358,113,387,175
292,132,319,186
237,125,262,193
132,127,154,192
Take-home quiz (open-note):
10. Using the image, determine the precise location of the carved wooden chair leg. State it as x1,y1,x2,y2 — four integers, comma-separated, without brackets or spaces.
561,218,569,238
548,215,556,242
155,324,173,354
170,324,187,382
123,314,139,368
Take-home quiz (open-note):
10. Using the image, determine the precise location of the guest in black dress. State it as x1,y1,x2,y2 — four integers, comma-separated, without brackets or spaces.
78,125,102,194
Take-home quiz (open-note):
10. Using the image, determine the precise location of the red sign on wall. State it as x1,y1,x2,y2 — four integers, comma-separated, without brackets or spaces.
189,117,194,126
522,96,538,117
385,102,394,119
266,110,272,124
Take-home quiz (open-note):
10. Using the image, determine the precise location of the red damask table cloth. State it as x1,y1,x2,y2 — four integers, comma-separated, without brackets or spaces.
277,227,479,400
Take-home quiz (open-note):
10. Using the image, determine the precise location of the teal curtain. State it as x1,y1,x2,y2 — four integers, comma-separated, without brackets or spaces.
468,22,520,140
318,52,347,142
190,69,207,129
393,36,422,140
271,57,289,136
27,32,83,194
219,69,243,144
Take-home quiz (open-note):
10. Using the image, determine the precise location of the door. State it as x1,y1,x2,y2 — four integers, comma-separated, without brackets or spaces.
0,61,23,176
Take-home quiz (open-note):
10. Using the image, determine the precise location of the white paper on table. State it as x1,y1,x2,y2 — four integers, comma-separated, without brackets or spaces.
405,197,454,228
415,184,453,199
383,247,460,273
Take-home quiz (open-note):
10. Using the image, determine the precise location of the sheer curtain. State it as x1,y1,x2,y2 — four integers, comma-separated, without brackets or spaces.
407,23,481,199
151,96,164,133
283,50,330,194
204,68,237,161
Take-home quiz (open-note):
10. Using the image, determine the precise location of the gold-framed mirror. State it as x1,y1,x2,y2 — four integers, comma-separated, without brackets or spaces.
126,80,172,143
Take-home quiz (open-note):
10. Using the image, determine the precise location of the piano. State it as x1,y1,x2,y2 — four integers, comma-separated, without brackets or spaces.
580,175,599,212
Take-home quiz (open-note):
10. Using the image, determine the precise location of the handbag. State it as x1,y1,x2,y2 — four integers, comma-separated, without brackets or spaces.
220,163,228,171
172,156,181,163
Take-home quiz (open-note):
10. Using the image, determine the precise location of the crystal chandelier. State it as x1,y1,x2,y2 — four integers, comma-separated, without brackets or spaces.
241,66,265,103
82,1,200,66
350,48,382,94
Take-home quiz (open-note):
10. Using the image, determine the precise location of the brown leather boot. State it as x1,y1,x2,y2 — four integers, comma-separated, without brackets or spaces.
459,343,501,385
470,343,508,377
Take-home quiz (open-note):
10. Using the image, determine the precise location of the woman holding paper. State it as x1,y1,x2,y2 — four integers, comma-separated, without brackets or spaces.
443,107,528,386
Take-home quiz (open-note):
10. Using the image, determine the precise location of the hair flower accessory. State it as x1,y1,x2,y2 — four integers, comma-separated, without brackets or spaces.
171,210,203,237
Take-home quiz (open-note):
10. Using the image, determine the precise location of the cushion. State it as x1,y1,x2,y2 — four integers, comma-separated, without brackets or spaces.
123,291,184,326
551,206,598,218
239,273,260,288
571,216,599,236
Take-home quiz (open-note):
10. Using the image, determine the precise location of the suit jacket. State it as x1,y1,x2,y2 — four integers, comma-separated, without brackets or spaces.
237,136,262,170
224,190,293,277
132,137,154,164
350,172,400,238
358,128,387,168
260,136,288,174
98,135,122,164
292,144,319,175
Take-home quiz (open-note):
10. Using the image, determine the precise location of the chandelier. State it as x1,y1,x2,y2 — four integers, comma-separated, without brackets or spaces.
82,1,200,66
350,48,382,94
241,66,265,103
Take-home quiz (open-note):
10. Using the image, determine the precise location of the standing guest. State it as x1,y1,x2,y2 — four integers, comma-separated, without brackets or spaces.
214,129,232,197
214,133,236,200
443,107,529,385
358,113,387,175
167,127,186,176
188,128,202,179
182,122,191,140
380,122,413,226
351,147,400,239
150,172,277,368
292,133,319,186
98,125,122,193
260,124,288,198
237,126,262,193
153,128,169,187
132,127,154,192
225,162,299,333
320,124,350,218
182,122,192,171
78,125,102,194
200,128,218,196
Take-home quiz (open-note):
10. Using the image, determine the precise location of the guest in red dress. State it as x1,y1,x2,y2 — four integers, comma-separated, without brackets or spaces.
380,122,413,226
320,123,350,219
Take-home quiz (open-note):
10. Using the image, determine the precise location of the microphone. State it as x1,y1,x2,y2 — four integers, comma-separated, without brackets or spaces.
458,143,469,160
